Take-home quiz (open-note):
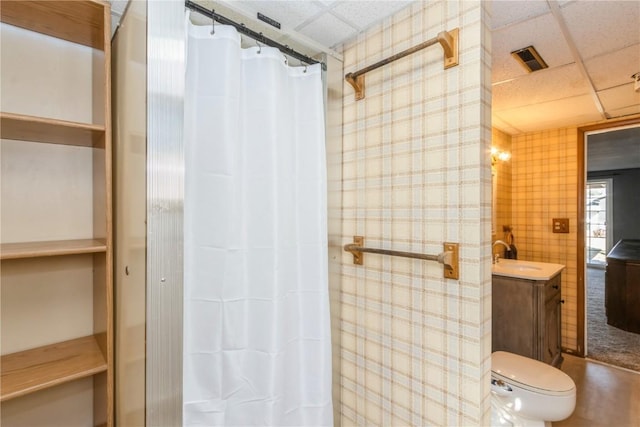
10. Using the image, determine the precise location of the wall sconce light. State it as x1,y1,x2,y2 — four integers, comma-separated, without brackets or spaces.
491,147,511,165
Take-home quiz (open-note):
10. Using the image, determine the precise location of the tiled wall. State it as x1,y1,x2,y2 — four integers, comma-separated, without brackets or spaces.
511,128,579,351
339,1,492,425
491,128,512,243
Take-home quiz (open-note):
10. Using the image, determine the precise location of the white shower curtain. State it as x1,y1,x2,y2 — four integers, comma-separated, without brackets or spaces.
183,18,333,427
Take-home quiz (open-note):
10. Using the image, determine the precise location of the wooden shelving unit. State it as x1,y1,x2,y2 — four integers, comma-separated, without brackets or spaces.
1,1,112,426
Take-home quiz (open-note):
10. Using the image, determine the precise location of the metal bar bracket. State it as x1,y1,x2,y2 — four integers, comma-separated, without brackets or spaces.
443,242,459,280
345,236,459,280
345,235,365,265
345,74,365,101
438,28,459,69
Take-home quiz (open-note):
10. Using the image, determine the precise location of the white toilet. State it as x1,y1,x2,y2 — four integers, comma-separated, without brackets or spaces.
490,351,576,427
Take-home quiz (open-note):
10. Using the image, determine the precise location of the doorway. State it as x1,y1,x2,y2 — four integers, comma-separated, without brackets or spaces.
578,120,640,371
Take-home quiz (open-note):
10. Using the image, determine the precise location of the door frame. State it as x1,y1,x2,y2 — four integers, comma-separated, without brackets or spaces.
576,116,640,356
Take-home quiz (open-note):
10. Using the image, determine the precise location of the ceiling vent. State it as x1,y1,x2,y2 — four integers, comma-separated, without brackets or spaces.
511,46,548,73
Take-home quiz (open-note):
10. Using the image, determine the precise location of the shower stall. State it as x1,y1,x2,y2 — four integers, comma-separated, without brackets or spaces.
113,1,343,425
111,0,496,425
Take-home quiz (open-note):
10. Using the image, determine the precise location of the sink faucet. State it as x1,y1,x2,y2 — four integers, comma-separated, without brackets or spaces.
493,240,511,264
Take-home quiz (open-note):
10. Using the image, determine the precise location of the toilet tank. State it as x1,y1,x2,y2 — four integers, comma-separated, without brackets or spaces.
491,351,576,422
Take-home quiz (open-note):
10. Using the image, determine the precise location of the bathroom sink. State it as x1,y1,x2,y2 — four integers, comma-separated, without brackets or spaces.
492,259,564,280
501,265,541,272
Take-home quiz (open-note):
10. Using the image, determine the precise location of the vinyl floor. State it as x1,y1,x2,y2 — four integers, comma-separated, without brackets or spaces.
555,354,640,427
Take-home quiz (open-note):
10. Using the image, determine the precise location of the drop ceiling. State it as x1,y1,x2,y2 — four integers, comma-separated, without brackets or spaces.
110,1,640,139
491,0,640,134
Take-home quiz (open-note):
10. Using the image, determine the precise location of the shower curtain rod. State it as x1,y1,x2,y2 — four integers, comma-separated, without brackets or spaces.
185,0,325,70
344,236,459,279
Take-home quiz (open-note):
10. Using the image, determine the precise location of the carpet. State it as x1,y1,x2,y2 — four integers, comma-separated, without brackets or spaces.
587,267,640,372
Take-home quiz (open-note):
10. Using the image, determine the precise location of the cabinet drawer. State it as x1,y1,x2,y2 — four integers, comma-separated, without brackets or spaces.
544,274,561,301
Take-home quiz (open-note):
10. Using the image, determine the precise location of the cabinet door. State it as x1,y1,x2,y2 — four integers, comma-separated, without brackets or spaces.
543,291,561,366
606,260,627,328
492,276,535,357
625,263,640,332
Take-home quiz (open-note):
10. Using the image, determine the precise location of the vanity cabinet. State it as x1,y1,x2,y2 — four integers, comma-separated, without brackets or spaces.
492,273,563,367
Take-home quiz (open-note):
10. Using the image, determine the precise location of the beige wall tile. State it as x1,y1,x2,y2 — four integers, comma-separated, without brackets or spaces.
340,1,491,425
511,127,579,351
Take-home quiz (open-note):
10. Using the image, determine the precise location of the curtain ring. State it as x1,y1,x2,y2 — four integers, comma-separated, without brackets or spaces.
256,34,262,54
283,54,288,65
304,65,308,73
210,9,215,35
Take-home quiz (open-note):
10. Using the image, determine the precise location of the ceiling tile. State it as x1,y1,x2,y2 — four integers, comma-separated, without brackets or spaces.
297,12,358,49
491,114,521,135
240,1,323,29
493,63,591,112
492,13,572,83
585,44,640,91
605,104,640,121
490,0,551,30
330,1,411,31
495,94,603,133
560,0,640,60
598,83,640,115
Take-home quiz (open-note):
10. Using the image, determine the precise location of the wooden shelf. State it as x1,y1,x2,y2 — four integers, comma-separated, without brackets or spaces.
1,335,108,401
0,0,108,50
0,112,105,148
0,239,107,260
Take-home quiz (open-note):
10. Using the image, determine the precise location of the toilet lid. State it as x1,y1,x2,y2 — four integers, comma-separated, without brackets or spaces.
491,351,575,395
